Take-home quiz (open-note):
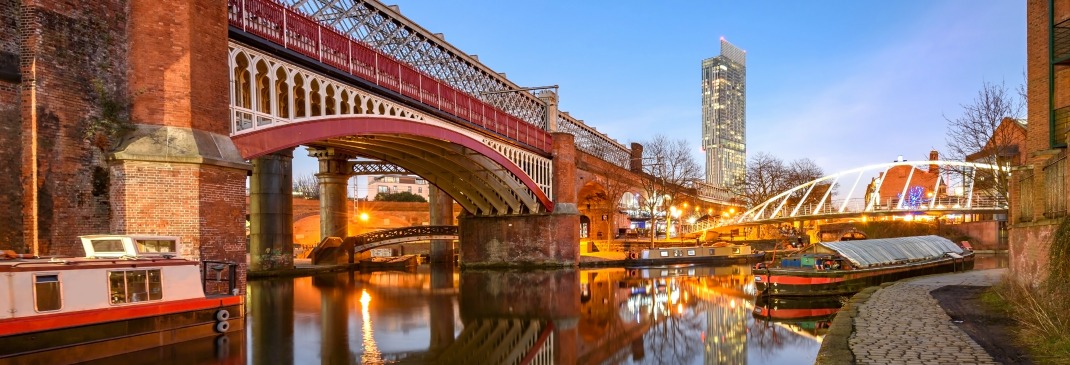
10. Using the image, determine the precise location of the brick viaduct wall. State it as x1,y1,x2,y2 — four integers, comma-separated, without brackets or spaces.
0,0,128,255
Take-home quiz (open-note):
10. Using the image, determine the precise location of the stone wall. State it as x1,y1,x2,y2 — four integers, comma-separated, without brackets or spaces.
458,213,579,268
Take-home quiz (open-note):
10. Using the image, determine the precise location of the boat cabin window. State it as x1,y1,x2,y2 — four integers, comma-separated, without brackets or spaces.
686,250,696,256
33,274,62,312
90,239,126,257
108,269,163,304
135,239,176,253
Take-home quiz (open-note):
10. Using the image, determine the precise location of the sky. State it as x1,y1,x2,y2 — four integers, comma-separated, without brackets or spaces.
292,1,1026,197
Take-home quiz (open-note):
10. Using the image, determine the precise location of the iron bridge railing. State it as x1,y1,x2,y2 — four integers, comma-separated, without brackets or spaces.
351,225,458,252
227,0,551,152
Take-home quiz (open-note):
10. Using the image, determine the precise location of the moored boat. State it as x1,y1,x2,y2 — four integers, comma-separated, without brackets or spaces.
753,235,974,297
0,235,243,364
625,242,764,267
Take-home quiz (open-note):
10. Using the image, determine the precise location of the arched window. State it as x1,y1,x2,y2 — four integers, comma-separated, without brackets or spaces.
309,79,322,117
232,53,251,109
275,68,290,118
255,60,271,114
293,74,306,118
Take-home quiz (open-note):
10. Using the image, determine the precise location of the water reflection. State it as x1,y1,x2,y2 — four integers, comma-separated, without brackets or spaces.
92,254,1011,364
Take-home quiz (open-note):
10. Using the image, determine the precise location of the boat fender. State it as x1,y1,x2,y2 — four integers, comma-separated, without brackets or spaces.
215,334,230,348
215,320,231,333
215,309,231,322
627,252,638,260
215,335,230,358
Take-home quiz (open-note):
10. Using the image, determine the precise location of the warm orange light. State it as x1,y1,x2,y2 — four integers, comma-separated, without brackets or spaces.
359,212,369,222
360,289,371,305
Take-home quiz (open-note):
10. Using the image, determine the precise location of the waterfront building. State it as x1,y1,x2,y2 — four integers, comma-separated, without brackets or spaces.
701,38,747,189
367,175,430,201
1013,0,1068,284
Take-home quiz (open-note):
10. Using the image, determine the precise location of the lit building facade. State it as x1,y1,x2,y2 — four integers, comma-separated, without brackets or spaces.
702,38,747,189
367,175,430,201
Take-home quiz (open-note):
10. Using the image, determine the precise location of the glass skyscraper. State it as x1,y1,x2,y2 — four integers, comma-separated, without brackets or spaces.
701,38,746,189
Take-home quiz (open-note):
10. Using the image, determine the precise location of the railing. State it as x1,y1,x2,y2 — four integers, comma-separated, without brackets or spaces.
1044,153,1067,218
1018,170,1035,222
227,0,551,153
351,225,458,252
557,112,631,169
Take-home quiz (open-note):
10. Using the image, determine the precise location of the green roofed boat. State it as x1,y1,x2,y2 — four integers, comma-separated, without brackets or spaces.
753,235,974,297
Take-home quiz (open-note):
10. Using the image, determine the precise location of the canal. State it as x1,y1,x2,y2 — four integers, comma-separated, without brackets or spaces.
87,253,1008,365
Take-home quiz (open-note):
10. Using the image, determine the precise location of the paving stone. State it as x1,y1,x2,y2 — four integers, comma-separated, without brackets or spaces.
847,269,1004,365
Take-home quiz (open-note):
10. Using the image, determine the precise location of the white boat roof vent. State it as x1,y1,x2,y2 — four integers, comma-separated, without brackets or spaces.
79,235,181,259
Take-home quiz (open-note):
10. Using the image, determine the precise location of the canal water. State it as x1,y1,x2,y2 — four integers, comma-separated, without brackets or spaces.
87,253,1008,365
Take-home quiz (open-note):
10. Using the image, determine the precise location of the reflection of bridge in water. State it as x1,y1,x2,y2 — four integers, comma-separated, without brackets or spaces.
270,265,773,364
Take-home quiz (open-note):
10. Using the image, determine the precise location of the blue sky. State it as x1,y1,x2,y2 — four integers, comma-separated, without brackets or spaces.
293,1,1026,196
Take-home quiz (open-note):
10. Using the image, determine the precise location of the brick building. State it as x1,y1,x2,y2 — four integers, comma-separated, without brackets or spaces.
2,1,249,287
366,174,431,201
1013,0,1070,283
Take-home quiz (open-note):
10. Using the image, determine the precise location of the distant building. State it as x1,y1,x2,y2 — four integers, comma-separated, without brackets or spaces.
701,38,747,189
866,152,946,209
367,175,430,201
965,117,1027,166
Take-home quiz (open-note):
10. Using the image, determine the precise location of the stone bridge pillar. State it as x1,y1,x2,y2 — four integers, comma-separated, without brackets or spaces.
249,148,295,271
429,186,455,264
106,0,250,291
310,147,353,240
457,132,579,267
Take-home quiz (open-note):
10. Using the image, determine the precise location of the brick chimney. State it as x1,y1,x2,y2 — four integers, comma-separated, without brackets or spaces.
929,150,939,174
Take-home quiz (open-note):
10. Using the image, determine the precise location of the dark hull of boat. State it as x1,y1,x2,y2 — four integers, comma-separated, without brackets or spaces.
625,252,765,268
0,297,243,364
753,252,975,297
753,295,844,322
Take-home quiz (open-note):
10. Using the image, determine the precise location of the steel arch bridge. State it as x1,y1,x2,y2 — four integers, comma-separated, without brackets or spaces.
710,160,1009,228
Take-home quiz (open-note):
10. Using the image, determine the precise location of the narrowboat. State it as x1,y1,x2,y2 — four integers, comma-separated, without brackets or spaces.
0,235,243,364
753,235,974,297
625,242,765,267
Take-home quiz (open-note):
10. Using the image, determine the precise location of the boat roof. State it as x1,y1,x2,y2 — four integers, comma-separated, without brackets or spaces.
820,235,964,268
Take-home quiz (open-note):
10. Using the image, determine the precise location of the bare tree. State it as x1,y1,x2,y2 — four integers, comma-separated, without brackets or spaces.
637,135,702,244
584,170,635,243
733,154,829,209
732,152,789,207
293,174,320,199
944,80,1025,202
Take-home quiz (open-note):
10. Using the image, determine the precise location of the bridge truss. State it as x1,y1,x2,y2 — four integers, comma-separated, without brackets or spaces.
229,0,632,168
723,160,1008,227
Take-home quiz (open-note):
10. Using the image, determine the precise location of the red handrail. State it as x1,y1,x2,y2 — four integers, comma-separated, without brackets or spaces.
228,0,551,153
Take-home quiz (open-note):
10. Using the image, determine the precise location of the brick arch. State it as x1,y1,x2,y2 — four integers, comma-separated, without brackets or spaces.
231,116,553,213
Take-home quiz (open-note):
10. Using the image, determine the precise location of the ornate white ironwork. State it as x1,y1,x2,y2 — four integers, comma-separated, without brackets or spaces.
229,42,552,211
732,160,1009,225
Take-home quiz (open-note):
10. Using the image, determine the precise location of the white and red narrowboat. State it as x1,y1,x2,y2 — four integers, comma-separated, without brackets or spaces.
0,235,243,364
753,235,974,297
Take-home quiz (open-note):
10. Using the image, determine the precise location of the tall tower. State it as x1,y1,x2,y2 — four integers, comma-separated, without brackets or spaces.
701,38,747,189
